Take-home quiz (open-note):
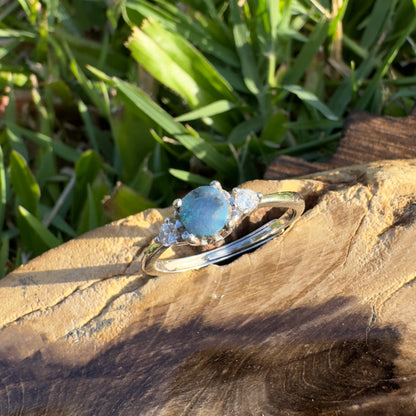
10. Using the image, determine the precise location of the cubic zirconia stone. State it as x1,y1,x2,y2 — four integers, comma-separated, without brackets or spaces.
158,220,179,246
233,188,260,214
180,186,229,237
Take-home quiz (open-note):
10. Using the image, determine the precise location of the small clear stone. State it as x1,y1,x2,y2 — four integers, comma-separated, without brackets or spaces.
182,231,191,240
158,219,179,247
233,188,260,214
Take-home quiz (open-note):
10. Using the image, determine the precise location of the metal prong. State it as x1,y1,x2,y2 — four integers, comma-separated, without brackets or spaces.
257,192,263,201
226,218,236,230
173,198,182,209
210,180,222,190
182,231,198,244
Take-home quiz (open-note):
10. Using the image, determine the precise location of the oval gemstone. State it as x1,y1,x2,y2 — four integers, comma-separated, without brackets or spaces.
180,186,229,237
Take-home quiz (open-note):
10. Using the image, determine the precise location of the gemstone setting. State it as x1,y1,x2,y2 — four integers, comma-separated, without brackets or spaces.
157,219,180,247
154,182,262,248
233,188,261,214
179,186,229,237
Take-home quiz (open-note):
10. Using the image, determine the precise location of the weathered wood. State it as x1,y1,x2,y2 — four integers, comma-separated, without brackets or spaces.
265,110,416,179
1,158,416,415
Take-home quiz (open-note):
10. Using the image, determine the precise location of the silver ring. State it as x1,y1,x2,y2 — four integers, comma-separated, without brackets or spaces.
142,181,305,275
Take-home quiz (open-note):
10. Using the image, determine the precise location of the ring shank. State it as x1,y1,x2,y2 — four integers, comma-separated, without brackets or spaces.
142,191,304,275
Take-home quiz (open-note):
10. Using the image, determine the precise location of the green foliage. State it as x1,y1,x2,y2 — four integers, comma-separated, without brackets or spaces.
0,0,415,275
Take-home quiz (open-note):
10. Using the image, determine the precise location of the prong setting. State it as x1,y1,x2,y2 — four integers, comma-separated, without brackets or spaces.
210,180,222,190
156,183,262,248
173,198,182,209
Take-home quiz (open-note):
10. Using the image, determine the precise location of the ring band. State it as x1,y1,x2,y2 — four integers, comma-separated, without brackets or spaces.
142,182,304,275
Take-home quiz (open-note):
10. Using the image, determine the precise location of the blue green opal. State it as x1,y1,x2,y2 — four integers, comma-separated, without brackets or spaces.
180,186,229,237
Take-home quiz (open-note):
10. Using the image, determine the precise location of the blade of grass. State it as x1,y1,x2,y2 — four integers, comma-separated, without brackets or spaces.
229,0,262,96
78,100,99,152
18,205,62,249
0,29,36,38
227,117,263,144
103,182,156,220
0,236,9,279
277,132,341,155
71,150,102,223
283,18,329,86
9,150,40,217
0,147,6,230
9,123,80,162
114,78,235,176
4,127,28,160
169,168,211,185
124,0,239,67
175,100,236,122
87,185,98,231
356,18,416,110
283,85,338,120
360,0,393,49
126,22,236,107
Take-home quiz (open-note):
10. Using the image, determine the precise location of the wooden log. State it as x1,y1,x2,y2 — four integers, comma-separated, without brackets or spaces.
265,110,416,179
1,158,416,415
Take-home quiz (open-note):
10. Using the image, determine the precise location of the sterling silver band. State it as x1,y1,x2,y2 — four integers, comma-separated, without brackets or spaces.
142,190,305,276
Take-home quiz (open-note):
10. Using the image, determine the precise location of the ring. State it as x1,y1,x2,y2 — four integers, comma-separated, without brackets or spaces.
142,181,305,275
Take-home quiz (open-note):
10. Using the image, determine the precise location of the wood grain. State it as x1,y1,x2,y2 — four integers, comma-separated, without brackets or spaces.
265,110,416,180
1,159,416,415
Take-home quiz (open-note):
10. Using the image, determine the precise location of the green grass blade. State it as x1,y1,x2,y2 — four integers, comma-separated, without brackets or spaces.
114,78,235,176
103,183,156,220
87,185,98,231
283,18,329,86
229,0,262,95
0,29,36,39
175,100,236,122
78,100,99,152
9,150,40,217
175,133,235,177
0,236,9,279
9,123,80,163
360,0,393,49
227,117,263,144
114,78,185,135
5,127,28,160
356,16,416,110
169,169,211,185
71,150,102,223
126,22,236,107
18,205,61,249
124,0,239,67
0,147,6,230
283,85,338,120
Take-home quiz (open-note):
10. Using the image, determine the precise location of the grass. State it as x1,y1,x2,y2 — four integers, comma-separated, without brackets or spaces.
0,0,415,276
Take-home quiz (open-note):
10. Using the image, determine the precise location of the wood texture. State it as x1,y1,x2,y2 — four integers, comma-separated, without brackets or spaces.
1,159,416,415
265,110,416,179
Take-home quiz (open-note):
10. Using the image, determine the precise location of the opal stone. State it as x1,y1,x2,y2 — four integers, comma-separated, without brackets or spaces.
180,186,229,237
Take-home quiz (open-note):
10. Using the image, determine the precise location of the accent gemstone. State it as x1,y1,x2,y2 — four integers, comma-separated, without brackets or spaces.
158,219,179,247
233,188,260,214
180,186,229,237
